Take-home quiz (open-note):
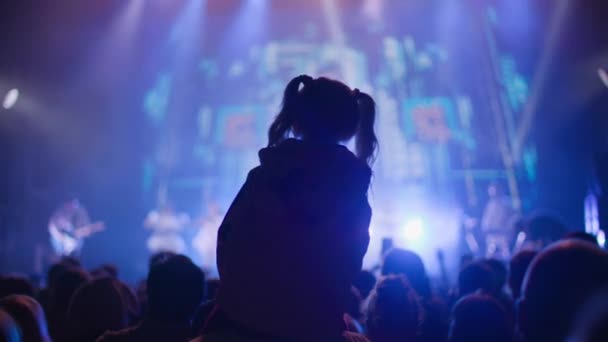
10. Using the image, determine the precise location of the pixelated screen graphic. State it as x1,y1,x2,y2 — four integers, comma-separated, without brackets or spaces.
141,1,537,275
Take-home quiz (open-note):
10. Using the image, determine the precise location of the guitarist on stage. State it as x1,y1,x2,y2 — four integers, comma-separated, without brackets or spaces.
48,198,105,257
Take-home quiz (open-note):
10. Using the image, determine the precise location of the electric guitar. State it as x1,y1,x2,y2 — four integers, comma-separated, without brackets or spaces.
50,221,105,256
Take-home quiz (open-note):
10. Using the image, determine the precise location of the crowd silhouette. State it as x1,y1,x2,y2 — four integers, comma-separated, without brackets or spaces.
1,76,607,342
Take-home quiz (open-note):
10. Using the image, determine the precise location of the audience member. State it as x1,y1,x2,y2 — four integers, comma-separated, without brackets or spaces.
0,295,51,342
459,254,474,271
449,294,513,342
38,258,84,314
97,254,204,342
57,257,81,270
116,280,140,325
207,75,377,341
45,263,69,290
0,309,21,342
3,215,607,342
134,279,147,317
569,292,608,342
565,231,599,246
149,252,176,268
190,276,220,335
66,277,128,342
47,266,90,341
458,261,494,298
91,264,119,279
483,259,507,293
382,249,432,300
344,286,364,334
382,248,448,342
525,214,567,248
353,270,377,300
0,275,35,299
366,275,422,342
518,240,608,342
205,279,220,300
508,250,537,300
191,299,215,337
482,258,514,320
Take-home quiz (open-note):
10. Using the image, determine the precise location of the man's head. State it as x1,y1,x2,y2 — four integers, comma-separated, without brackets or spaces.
518,240,608,342
0,295,51,342
458,261,494,298
526,214,567,247
508,250,537,300
382,248,431,299
449,294,513,342
147,254,205,322
149,251,176,269
366,275,422,342
564,231,599,246
0,276,34,299
483,259,508,293
488,182,504,198
49,267,90,314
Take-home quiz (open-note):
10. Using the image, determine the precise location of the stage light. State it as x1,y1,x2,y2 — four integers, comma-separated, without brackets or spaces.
514,231,527,251
224,0,267,49
598,230,606,249
362,0,383,22
598,68,608,89
403,218,424,242
3,88,19,110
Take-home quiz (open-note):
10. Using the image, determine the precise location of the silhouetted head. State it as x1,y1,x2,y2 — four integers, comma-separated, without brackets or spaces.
67,277,128,342
483,259,508,293
366,275,423,342
0,275,34,298
46,264,68,290
59,257,82,269
147,254,205,322
459,254,474,271
508,250,537,300
149,251,176,268
45,258,82,290
115,281,140,325
0,309,21,342
382,248,431,299
449,294,513,342
565,231,599,246
526,214,567,247
90,264,119,279
353,270,376,300
458,261,494,298
0,295,51,342
49,267,90,317
518,240,608,342
268,75,378,166
47,267,89,341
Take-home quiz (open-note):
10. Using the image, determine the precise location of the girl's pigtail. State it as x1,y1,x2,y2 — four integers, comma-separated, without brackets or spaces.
268,75,313,147
354,90,378,166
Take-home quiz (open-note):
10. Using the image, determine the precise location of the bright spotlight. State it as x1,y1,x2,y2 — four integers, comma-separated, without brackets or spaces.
3,88,19,110
403,218,424,241
598,230,606,249
598,68,608,89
